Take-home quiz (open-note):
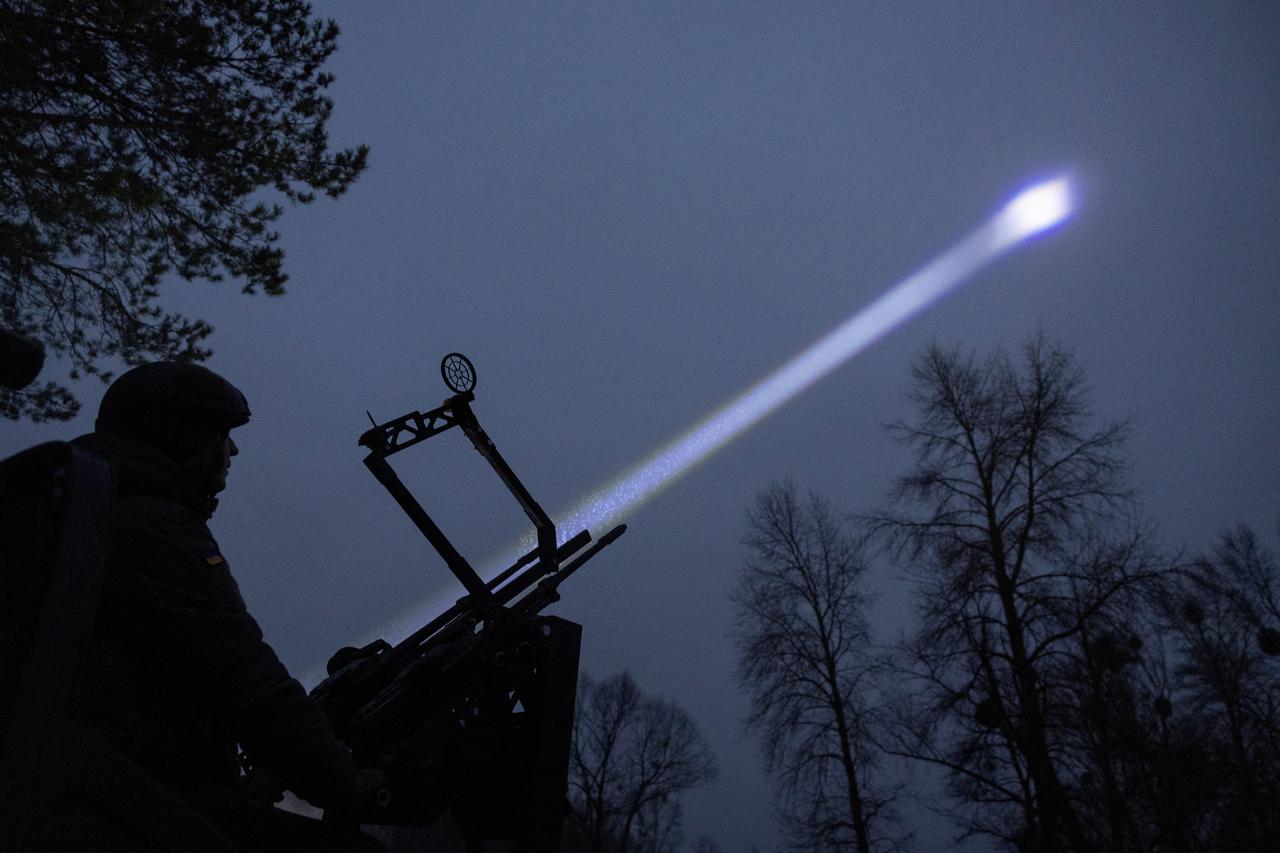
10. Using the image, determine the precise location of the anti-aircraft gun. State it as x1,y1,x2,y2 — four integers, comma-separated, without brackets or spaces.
309,354,625,850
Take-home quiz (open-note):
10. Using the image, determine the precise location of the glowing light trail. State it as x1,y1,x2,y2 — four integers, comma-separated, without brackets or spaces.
559,174,1074,536
328,175,1076,666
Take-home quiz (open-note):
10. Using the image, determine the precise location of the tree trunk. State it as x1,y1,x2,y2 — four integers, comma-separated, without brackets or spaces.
824,641,871,853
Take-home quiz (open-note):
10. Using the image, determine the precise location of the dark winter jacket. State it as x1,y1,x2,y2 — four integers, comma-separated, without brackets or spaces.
69,432,355,809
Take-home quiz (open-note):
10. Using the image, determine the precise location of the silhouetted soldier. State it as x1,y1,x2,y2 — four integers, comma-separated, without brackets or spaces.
36,362,378,851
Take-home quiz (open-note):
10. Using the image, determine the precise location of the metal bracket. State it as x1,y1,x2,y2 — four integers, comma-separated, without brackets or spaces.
358,356,559,603
358,392,471,458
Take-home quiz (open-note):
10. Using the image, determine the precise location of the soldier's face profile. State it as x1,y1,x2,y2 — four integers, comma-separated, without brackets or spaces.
213,433,238,493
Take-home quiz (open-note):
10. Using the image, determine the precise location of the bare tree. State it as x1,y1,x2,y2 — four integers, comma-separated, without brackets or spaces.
1055,524,1280,853
870,335,1159,853
1159,525,1280,852
734,482,899,853
568,671,716,853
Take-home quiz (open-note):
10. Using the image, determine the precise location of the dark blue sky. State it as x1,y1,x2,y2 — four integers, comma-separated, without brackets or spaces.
6,3,1278,849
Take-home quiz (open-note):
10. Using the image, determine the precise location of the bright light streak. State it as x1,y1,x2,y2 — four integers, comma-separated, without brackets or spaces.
312,175,1076,675
559,174,1075,536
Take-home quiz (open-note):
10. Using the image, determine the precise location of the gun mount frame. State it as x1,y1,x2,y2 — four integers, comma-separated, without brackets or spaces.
311,355,624,851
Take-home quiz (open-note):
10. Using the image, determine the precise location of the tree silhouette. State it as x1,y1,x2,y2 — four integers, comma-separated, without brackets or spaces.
870,335,1159,852
1060,523,1280,853
0,0,367,420
1158,525,1280,851
734,482,900,853
568,671,716,853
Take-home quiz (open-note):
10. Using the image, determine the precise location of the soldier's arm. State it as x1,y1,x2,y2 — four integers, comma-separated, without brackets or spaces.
120,512,356,808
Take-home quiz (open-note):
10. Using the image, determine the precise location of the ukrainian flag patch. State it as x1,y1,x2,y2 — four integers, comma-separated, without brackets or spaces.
201,546,226,567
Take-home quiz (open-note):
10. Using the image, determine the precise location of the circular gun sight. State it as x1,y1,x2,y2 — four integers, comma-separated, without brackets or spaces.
441,353,476,394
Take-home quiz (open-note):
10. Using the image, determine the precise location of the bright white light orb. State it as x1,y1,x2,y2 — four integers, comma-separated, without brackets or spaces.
995,176,1074,244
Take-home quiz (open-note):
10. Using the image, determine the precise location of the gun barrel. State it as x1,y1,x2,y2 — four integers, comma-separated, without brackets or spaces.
491,535,586,609
392,529,595,658
488,529,591,594
515,524,626,613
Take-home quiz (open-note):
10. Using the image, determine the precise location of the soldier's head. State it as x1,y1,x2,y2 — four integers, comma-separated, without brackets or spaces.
96,362,251,494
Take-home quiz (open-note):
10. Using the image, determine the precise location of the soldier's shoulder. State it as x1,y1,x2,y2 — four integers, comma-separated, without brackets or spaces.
113,491,222,564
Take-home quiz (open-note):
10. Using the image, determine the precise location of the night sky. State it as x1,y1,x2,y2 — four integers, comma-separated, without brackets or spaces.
5,3,1278,849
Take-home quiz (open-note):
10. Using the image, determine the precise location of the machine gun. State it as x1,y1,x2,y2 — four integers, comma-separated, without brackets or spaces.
309,354,625,850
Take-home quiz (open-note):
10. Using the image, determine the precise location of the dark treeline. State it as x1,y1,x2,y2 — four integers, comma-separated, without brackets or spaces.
734,335,1279,853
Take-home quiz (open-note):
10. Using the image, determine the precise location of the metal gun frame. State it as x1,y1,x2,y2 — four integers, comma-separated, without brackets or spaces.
310,362,624,850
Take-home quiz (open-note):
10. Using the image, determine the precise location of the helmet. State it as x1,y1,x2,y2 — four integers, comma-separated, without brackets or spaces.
96,362,250,459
